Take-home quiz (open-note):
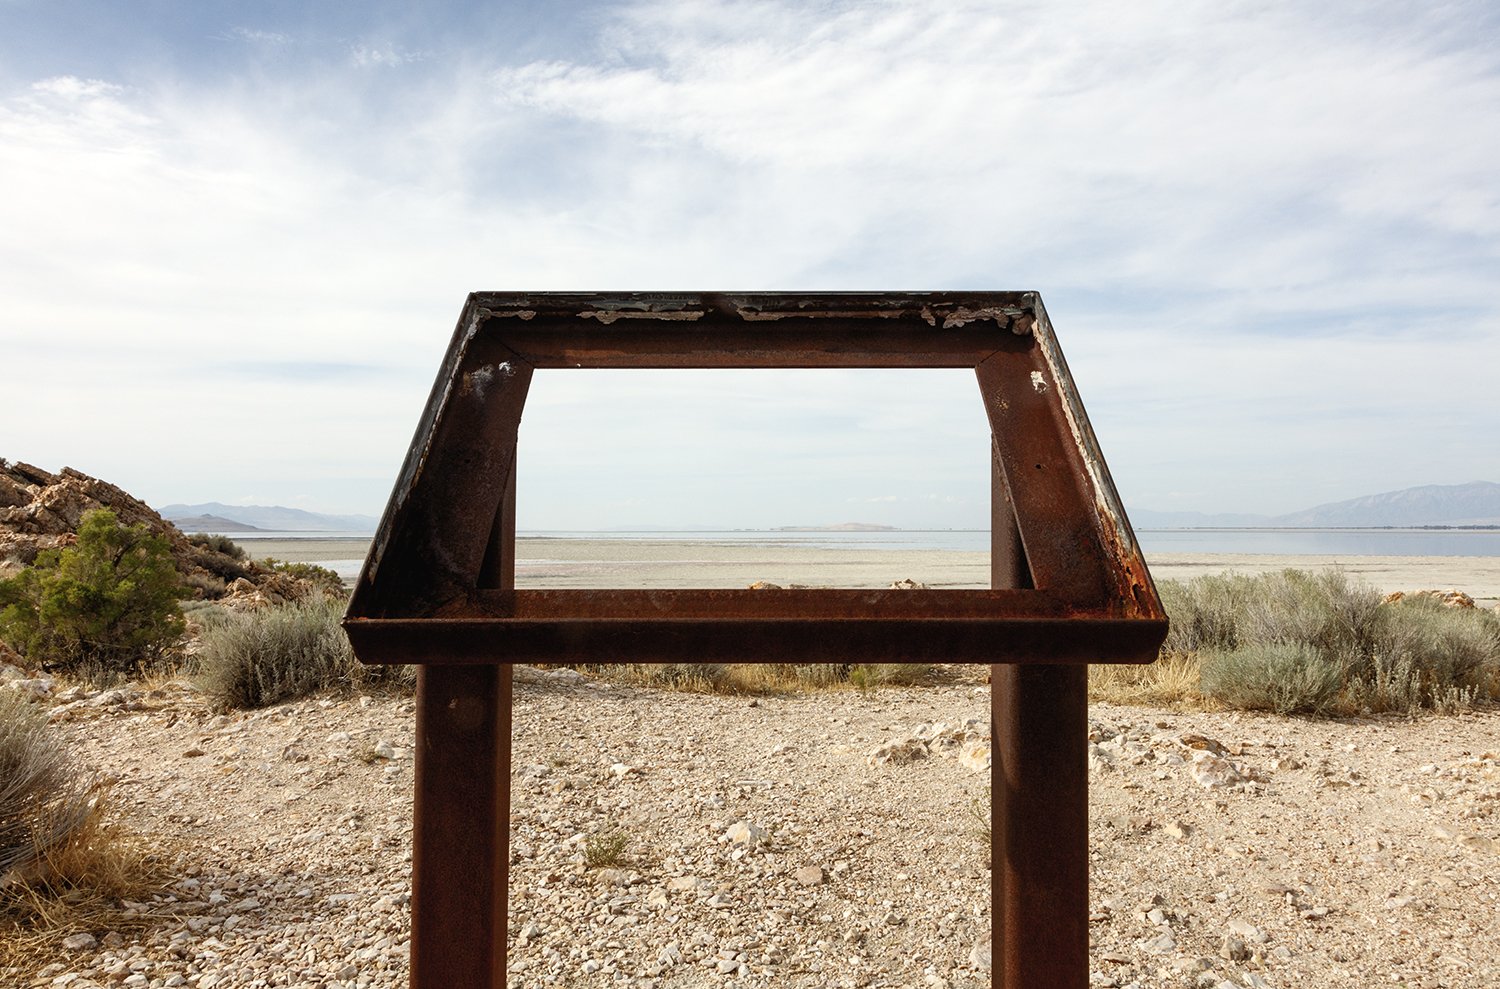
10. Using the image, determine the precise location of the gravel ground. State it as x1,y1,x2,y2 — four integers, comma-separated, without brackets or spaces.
13,669,1500,989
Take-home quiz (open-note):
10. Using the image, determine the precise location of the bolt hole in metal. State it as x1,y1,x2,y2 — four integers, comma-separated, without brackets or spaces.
513,368,995,590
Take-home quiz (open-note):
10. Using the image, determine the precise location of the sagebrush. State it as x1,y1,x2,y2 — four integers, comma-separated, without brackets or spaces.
1114,569,1500,715
194,595,410,708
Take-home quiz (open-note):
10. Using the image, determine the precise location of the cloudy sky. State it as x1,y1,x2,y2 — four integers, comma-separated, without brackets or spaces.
3,0,1497,529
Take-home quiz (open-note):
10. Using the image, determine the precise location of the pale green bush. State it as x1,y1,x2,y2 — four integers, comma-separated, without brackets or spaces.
194,595,411,708
1199,642,1343,715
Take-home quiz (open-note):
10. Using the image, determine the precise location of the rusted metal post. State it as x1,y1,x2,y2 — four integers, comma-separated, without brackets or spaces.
344,292,1169,989
990,663,1089,988
413,663,513,989
990,442,1031,592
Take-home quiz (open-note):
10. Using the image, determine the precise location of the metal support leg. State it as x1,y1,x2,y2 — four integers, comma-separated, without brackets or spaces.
991,664,1088,988
413,664,513,989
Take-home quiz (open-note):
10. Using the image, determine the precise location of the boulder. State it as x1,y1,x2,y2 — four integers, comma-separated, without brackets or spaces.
1384,589,1476,609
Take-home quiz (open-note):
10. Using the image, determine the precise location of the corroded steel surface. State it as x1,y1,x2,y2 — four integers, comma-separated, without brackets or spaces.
345,291,1168,989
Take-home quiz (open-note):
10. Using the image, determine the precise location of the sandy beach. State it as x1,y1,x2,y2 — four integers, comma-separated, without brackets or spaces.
249,537,1500,608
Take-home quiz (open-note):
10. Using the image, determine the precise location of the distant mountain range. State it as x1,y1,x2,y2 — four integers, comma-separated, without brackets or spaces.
1134,481,1500,529
158,502,379,533
158,481,1500,534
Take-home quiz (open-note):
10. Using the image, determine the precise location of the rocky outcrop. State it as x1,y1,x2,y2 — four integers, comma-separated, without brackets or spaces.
0,459,321,607
1383,589,1477,609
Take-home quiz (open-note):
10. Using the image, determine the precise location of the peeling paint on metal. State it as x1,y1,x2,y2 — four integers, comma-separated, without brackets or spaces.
941,306,1016,329
1030,371,1048,393
735,308,906,322
580,309,705,324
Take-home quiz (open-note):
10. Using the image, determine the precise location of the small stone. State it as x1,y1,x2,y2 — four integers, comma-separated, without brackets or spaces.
969,933,991,971
1220,935,1249,961
1165,820,1192,839
959,741,991,772
866,738,928,767
61,932,97,951
723,820,769,848
1140,931,1177,954
1227,918,1264,942
581,959,602,974
372,740,397,760
1190,751,1245,789
181,747,205,758
794,865,825,886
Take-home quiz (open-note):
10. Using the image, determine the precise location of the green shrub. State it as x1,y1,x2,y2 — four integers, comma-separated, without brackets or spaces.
187,547,250,584
1159,573,1251,654
1154,569,1500,716
186,533,246,560
181,571,228,600
0,692,93,882
1374,597,1499,687
1199,642,1343,715
1343,597,1500,713
0,509,184,681
1160,569,1386,666
1238,569,1384,672
583,826,630,868
260,558,346,597
194,595,409,708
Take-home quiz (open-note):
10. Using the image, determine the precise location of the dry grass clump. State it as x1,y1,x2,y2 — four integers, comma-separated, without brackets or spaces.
565,662,932,695
1095,569,1500,716
0,693,92,882
583,826,631,869
0,693,169,973
1087,652,1203,708
577,663,731,692
193,594,413,709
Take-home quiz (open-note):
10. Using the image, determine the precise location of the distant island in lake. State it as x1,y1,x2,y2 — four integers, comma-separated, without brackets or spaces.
772,522,898,532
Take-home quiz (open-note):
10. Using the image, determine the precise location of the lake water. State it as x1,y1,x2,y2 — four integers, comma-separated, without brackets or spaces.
522,528,1500,557
205,527,1500,584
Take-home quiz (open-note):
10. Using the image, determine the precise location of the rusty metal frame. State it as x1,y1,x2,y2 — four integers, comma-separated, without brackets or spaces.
344,291,1167,989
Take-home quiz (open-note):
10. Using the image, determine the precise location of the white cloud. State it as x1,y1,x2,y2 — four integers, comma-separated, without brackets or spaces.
350,44,429,68
222,27,293,47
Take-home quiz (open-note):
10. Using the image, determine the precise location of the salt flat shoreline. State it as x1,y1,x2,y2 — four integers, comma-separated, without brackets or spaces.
246,537,1500,607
